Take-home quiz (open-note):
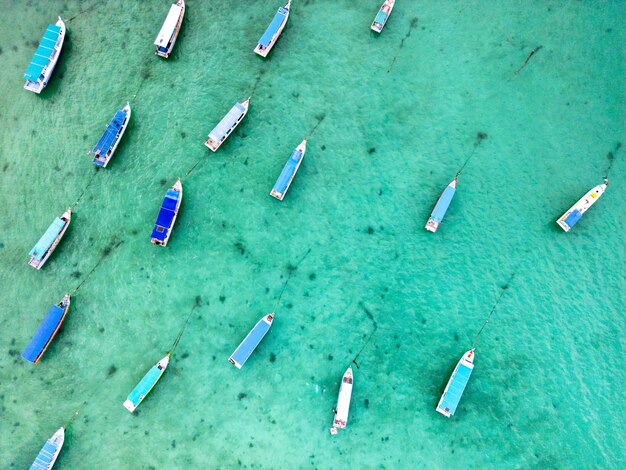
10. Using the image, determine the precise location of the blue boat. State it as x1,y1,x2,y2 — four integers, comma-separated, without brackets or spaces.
150,178,183,246
436,349,475,417
22,294,71,365
204,99,250,152
30,427,65,470
90,104,131,168
229,313,274,369
370,0,395,33
254,1,291,57
270,139,307,200
425,177,457,233
23,17,66,93
123,354,170,412
28,208,72,270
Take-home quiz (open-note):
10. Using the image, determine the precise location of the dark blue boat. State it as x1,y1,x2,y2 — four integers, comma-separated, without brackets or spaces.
90,104,131,168
150,178,183,246
22,294,71,364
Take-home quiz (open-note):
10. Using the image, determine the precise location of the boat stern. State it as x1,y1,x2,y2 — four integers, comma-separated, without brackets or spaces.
123,399,137,413
425,218,440,232
204,137,219,152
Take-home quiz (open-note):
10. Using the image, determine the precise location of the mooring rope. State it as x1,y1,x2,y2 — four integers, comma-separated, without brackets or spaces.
471,270,517,348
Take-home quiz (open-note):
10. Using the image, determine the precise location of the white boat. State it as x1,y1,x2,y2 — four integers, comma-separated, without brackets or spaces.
436,349,475,418
154,0,185,58
330,366,353,434
28,208,72,270
23,17,66,93
371,0,395,33
556,181,608,232
204,98,250,152
30,427,65,469
254,1,291,57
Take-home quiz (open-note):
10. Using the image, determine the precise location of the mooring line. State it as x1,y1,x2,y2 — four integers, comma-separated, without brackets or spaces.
514,46,543,75
603,142,621,180
387,17,419,74
170,297,203,353
272,248,312,313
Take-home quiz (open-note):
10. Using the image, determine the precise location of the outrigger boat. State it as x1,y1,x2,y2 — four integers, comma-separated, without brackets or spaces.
204,98,250,152
150,178,183,246
22,294,71,365
270,139,307,200
229,313,274,369
30,427,65,470
557,181,608,232
123,354,170,412
23,17,66,93
436,349,475,417
371,0,395,33
254,1,291,57
154,0,185,58
425,178,457,233
330,366,353,434
89,104,131,167
28,208,72,269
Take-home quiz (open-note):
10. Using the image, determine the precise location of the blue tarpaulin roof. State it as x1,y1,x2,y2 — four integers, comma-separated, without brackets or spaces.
126,363,164,407
374,10,388,24
439,363,473,416
23,24,61,81
29,217,66,261
151,190,180,242
430,184,456,224
92,110,126,155
230,318,271,367
21,305,65,363
31,440,61,469
273,148,303,195
564,210,582,229
208,102,246,144
258,7,287,47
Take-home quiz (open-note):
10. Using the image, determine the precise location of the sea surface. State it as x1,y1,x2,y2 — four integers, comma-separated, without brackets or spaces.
0,1,624,468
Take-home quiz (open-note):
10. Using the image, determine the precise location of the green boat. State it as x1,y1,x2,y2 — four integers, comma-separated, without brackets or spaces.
123,354,170,412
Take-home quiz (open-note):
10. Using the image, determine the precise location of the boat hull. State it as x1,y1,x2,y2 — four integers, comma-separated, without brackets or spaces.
330,367,353,434
436,349,474,417
556,183,607,232
270,139,307,200
229,313,274,368
254,1,290,57
24,17,66,93
155,0,185,58
28,208,72,270
92,104,131,168
123,354,170,412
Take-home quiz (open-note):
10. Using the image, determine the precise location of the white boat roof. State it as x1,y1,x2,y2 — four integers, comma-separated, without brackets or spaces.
154,4,183,46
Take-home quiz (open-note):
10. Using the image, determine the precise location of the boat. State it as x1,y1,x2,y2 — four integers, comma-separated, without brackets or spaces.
29,427,65,470
123,354,170,412
23,17,66,93
425,177,457,233
330,366,353,434
436,349,475,417
28,208,72,269
154,0,185,58
150,178,183,246
556,181,608,232
270,139,307,200
254,1,291,57
370,0,395,33
229,313,274,368
204,98,250,152
89,104,131,167
22,294,71,365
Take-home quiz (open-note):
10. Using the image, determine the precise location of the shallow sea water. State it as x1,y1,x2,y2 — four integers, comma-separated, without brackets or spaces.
0,0,624,468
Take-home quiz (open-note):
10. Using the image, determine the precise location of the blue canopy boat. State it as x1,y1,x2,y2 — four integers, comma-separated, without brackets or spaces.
90,104,131,167
22,294,71,365
150,178,183,246
23,17,66,93
270,139,307,200
204,98,250,152
229,313,274,369
123,354,170,412
556,181,608,232
30,427,65,470
28,208,72,270
425,177,457,233
254,1,291,57
154,0,185,58
436,349,475,417
371,0,395,33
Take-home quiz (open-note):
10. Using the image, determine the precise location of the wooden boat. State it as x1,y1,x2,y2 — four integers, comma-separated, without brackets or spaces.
557,181,608,232
123,354,170,412
23,17,66,93
30,427,65,469
28,208,72,270
154,0,185,58
254,1,291,57
89,103,131,168
330,366,353,434
425,177,457,233
151,178,183,246
229,313,274,369
22,294,71,365
270,139,307,200
371,0,395,33
204,98,250,152
436,349,475,417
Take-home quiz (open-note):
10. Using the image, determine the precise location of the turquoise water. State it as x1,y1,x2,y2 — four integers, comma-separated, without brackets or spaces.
1,0,624,468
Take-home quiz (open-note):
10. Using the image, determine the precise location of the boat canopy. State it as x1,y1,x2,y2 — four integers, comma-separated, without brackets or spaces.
563,210,582,228
431,185,457,223
31,441,60,470
127,365,164,406
93,110,126,155
29,217,65,261
151,190,180,242
208,102,247,143
231,319,271,366
154,4,183,47
23,24,61,81
374,10,388,24
21,305,65,363
439,362,473,416
273,148,303,195
258,7,288,47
